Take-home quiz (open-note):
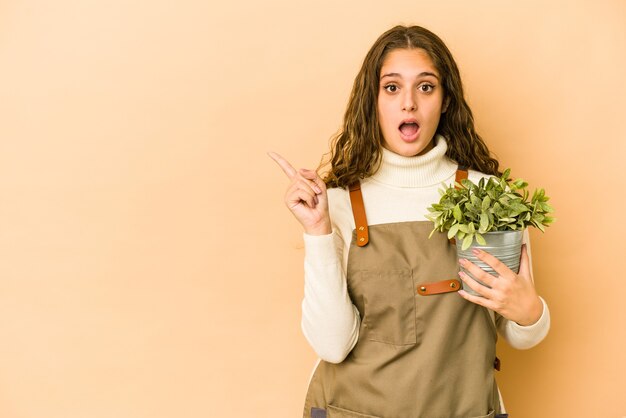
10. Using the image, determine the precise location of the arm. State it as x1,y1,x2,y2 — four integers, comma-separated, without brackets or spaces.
268,152,360,363
301,231,360,363
496,297,550,349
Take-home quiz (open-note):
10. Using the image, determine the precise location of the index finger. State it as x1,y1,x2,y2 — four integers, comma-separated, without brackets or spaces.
268,151,297,179
472,248,513,279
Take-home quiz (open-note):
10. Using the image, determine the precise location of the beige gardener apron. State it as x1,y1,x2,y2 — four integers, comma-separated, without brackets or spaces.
303,169,504,418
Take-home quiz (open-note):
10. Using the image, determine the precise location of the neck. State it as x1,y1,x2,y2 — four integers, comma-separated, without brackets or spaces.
371,135,458,188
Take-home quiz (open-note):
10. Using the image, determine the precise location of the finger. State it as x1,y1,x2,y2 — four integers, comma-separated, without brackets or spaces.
287,188,318,210
458,270,495,299
458,289,497,311
458,258,497,288
471,248,513,279
268,151,297,179
298,169,324,194
299,168,326,195
287,177,319,202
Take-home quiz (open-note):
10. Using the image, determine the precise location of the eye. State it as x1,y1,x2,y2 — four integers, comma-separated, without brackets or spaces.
418,84,435,93
383,84,399,93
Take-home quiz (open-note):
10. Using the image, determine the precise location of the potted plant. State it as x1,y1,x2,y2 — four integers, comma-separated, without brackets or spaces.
426,169,554,295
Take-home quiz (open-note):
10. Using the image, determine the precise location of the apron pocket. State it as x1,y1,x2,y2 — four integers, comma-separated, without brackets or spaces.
361,269,416,345
327,404,381,418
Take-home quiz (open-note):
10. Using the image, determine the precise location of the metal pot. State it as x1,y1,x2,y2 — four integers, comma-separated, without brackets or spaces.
456,230,524,296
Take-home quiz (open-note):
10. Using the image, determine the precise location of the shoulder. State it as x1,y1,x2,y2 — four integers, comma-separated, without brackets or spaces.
326,185,350,206
467,169,493,184
327,187,354,236
450,162,492,186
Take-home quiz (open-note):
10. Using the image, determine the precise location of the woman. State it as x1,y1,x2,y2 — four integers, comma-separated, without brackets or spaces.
270,25,549,418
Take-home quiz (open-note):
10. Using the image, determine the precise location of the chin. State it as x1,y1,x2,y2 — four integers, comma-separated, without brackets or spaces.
399,149,422,157
388,142,432,157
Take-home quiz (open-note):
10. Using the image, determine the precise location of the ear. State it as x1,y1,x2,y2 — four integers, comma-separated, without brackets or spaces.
442,97,450,114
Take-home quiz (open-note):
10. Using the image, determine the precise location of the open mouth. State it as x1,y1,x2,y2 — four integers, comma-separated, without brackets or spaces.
398,121,420,141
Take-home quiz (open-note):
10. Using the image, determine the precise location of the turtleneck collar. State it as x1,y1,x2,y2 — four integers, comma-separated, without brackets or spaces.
370,135,458,188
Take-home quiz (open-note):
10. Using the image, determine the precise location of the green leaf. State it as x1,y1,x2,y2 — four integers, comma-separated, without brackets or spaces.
447,224,460,239
513,179,528,189
479,212,489,233
475,233,486,245
462,234,474,250
481,196,491,211
453,205,463,222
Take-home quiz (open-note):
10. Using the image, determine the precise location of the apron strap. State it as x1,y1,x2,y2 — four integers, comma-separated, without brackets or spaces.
350,165,467,248
348,182,369,247
449,166,469,245
417,279,462,295
455,165,469,187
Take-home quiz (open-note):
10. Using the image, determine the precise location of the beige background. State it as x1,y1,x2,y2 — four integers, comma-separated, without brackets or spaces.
1,0,625,417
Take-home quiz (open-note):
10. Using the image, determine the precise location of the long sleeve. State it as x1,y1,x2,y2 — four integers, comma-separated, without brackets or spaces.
496,297,550,349
301,231,360,363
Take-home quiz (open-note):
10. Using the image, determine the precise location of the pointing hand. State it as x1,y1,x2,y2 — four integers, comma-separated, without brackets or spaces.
268,152,331,236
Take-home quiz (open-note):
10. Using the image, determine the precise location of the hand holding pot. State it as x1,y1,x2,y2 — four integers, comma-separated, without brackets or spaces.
457,244,544,326
268,152,331,236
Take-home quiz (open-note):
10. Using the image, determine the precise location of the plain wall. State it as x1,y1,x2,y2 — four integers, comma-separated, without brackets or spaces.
1,0,625,417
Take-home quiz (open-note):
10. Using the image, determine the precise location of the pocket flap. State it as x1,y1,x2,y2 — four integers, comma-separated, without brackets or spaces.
327,404,380,418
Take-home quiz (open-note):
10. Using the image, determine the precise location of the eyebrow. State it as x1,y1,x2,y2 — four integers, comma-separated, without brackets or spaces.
380,71,440,80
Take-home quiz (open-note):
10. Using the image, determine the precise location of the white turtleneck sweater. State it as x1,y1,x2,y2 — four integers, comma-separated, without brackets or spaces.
301,136,550,364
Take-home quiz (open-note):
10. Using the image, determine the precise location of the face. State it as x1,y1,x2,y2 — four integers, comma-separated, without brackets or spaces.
377,48,446,157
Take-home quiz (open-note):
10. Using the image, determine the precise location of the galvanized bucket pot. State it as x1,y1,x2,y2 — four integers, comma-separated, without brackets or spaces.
456,230,523,297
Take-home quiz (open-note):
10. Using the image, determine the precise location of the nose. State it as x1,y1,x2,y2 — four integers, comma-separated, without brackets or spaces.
402,91,416,111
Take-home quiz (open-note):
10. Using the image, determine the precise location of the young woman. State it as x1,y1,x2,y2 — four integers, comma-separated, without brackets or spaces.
270,25,550,418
